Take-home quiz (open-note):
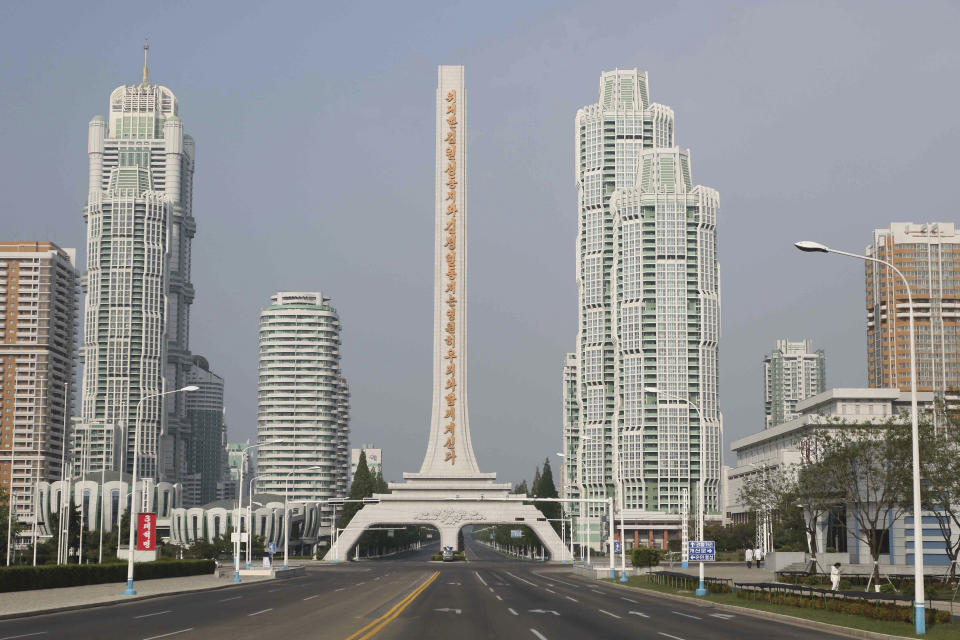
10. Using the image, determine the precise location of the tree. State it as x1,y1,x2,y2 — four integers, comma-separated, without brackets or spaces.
809,422,912,583
792,458,837,573
339,451,373,530
919,416,960,579
532,458,561,533
0,485,24,564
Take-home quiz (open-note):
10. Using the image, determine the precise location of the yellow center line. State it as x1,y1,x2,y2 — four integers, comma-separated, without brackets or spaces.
343,571,439,640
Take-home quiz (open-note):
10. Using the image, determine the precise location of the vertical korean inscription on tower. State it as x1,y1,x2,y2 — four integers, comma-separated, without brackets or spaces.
442,88,457,465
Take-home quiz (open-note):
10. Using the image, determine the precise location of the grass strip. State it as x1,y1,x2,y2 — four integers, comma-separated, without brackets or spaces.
605,576,956,640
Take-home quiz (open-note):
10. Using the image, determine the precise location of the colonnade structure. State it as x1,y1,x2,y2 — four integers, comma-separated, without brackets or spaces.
328,66,565,562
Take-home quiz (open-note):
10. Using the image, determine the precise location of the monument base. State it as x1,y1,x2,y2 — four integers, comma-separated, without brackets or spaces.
327,474,567,562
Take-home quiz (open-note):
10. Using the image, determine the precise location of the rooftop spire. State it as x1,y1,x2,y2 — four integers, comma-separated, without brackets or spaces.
142,40,149,84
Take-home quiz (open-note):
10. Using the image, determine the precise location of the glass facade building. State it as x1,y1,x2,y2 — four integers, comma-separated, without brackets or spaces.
563,70,722,549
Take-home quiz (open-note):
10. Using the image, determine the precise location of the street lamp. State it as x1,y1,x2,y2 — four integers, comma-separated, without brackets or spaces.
795,240,926,634
244,474,262,569
559,435,593,565
284,466,322,569
124,385,198,596
233,438,284,583
646,386,708,597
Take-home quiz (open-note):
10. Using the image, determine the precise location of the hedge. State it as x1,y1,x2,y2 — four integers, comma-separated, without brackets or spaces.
0,560,215,593
631,548,661,568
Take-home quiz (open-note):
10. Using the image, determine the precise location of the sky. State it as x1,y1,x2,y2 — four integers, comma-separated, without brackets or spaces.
2,1,959,486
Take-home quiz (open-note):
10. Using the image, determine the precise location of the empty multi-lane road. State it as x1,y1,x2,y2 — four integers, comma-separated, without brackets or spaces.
0,538,847,640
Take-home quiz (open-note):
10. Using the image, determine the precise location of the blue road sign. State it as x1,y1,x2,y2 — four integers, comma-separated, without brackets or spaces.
268,542,276,555
613,541,622,553
688,540,715,561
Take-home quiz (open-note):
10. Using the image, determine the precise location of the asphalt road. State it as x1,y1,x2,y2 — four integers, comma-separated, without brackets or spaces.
0,538,851,640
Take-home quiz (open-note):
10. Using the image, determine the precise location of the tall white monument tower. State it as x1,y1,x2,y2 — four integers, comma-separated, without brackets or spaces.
329,66,565,561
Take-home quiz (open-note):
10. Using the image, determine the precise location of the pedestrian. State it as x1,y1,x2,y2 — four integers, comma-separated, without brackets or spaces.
213,558,221,577
745,547,753,569
830,562,842,590
754,547,763,568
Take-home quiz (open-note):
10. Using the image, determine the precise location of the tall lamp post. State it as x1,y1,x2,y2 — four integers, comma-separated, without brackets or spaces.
795,240,926,634
645,386,709,597
233,439,284,583
243,474,261,569
557,435,593,564
284,465,322,569
123,385,198,596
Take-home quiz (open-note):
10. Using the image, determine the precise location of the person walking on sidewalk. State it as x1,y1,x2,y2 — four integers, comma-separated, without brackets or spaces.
754,547,763,568
745,547,753,569
830,563,842,590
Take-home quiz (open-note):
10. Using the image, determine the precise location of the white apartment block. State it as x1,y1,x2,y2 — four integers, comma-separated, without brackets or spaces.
79,50,196,482
0,242,79,538
350,444,382,482
256,292,349,527
563,70,721,551
763,339,825,428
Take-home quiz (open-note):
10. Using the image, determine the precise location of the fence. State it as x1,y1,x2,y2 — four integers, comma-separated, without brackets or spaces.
648,571,732,593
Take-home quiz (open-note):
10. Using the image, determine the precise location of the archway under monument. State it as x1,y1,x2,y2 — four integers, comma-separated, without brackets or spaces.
328,66,564,563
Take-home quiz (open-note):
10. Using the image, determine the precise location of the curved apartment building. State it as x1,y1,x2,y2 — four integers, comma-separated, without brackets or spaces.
256,292,349,527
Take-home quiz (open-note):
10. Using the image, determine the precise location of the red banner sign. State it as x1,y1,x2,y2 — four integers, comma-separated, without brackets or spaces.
137,513,156,551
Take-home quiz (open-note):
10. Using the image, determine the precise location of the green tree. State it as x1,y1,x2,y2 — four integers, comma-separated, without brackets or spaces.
918,415,960,579
532,458,561,533
809,421,912,583
338,451,373,530
0,485,24,564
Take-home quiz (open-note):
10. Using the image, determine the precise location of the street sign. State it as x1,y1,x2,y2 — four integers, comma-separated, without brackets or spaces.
613,541,622,553
489,534,495,540
510,529,523,539
688,540,715,562
268,542,276,554
231,532,249,543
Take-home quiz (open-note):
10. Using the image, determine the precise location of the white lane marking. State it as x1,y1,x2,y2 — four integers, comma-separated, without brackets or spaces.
533,573,579,588
710,613,735,619
0,633,48,640
495,595,503,601
505,571,537,587
629,611,649,618
530,631,549,640
590,588,603,594
672,611,701,620
545,588,556,594
598,609,621,619
620,597,638,603
247,608,273,617
565,596,578,602
659,634,686,640
142,630,194,640
303,594,320,601
508,608,519,616
133,610,172,619
335,587,346,592
488,587,495,593
356,582,366,586
218,596,241,602
475,571,488,587
374,577,381,581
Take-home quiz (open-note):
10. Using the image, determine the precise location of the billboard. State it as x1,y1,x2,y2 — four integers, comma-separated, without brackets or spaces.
137,513,156,551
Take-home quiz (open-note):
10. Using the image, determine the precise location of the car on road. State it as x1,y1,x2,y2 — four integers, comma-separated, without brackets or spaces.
441,546,455,562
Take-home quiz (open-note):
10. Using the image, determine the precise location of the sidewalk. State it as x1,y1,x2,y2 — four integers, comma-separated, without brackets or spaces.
0,572,272,619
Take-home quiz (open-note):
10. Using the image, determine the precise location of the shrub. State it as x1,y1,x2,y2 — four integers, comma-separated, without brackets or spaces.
631,547,661,567
0,560,214,593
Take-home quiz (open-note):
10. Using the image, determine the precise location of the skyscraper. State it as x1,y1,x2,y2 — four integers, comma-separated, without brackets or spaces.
184,355,224,506
0,242,79,534
79,46,196,481
763,339,826,428
866,222,960,404
256,292,349,523
563,69,721,550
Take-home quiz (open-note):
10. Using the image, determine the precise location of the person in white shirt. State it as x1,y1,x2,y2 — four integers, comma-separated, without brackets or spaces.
745,547,753,569
831,562,842,590
754,547,763,568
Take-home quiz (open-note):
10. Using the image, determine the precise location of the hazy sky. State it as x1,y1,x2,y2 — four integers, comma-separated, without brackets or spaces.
3,1,959,486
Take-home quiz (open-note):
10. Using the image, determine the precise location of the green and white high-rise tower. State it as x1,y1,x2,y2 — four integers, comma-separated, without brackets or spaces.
79,45,196,482
563,70,721,551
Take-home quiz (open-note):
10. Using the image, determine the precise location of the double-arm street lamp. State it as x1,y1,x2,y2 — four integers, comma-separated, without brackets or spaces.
124,385,198,596
645,386,708,597
796,240,926,634
233,438,284,583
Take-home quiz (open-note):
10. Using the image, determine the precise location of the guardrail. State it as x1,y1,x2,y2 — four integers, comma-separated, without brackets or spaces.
648,571,732,593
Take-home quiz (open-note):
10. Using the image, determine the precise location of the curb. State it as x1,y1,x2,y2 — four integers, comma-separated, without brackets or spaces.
590,576,926,640
0,576,273,622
